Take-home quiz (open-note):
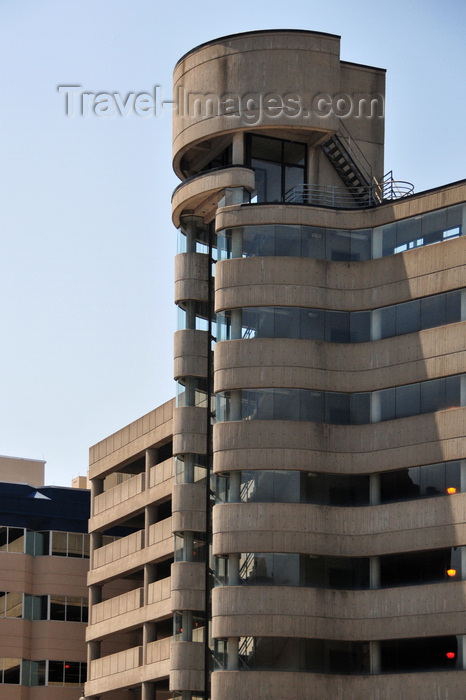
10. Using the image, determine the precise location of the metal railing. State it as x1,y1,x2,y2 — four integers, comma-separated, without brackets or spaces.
285,173,414,209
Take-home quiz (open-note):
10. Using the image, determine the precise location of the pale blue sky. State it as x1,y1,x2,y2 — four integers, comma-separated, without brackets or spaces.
0,0,464,485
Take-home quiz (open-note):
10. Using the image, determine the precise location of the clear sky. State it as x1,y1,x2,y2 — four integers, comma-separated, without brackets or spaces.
0,0,464,486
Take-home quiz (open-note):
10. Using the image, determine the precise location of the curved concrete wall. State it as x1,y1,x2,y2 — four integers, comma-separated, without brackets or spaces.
213,408,466,474
212,498,466,557
211,669,466,700
215,236,466,313
212,582,466,640
214,325,466,393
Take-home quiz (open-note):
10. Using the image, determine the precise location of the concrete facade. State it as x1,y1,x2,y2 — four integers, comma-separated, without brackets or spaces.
85,30,466,700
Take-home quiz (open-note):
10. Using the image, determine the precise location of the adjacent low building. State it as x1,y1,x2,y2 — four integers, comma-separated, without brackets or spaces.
0,455,90,699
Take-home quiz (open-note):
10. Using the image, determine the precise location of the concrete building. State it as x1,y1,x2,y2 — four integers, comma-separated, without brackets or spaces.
84,30,466,699
0,455,90,699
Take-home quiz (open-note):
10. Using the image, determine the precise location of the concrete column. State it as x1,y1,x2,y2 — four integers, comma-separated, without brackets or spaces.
371,308,382,341
145,505,158,550
370,391,381,423
145,448,158,489
460,460,466,494
370,556,380,589
183,218,197,254
460,547,466,582
370,640,381,674
143,621,157,664
232,132,244,165
231,228,243,259
372,227,383,259
370,474,380,506
90,532,103,569
184,531,194,561
461,290,466,322
144,562,157,605
185,301,196,330
457,634,466,670
227,637,240,670
90,478,104,518
142,681,155,700
229,553,240,585
460,375,466,407
230,309,242,339
87,639,101,673
229,471,241,503
230,390,242,421
88,585,102,624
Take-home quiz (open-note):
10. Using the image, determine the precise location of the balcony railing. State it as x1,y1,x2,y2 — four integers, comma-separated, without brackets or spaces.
285,174,414,209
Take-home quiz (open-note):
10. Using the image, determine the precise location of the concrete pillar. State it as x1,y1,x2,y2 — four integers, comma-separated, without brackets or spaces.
90,478,104,518
370,556,380,589
457,634,466,670
232,132,244,165
370,640,381,674
227,637,240,670
145,448,158,489
230,390,242,421
143,621,157,664
461,290,466,322
229,471,241,503
185,301,196,330
90,532,103,569
372,226,383,259
370,474,380,506
231,309,242,339
460,460,466,495
184,531,194,561
370,391,381,423
87,639,101,676
229,553,240,585
231,225,244,260
88,585,102,624
142,681,155,700
144,562,157,605
371,308,382,341
145,505,158,551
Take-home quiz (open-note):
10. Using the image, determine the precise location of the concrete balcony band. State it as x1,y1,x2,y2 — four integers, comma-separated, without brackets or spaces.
172,166,255,227
214,239,466,314
212,498,466,558
174,252,210,305
213,409,466,474
212,582,466,640
213,327,466,394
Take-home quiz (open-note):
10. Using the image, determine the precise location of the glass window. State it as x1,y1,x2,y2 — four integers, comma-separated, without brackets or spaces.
64,661,80,686
396,299,420,335
302,226,325,259
350,311,371,342
48,661,64,685
7,528,25,553
51,532,68,557
326,229,351,262
6,592,22,618
50,595,66,621
325,311,350,343
396,383,420,418
301,308,324,340
421,294,446,329
2,658,21,684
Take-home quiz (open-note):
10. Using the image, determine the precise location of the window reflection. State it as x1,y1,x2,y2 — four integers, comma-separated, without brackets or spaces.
216,288,462,345
217,204,464,261
217,375,465,425
217,461,462,508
